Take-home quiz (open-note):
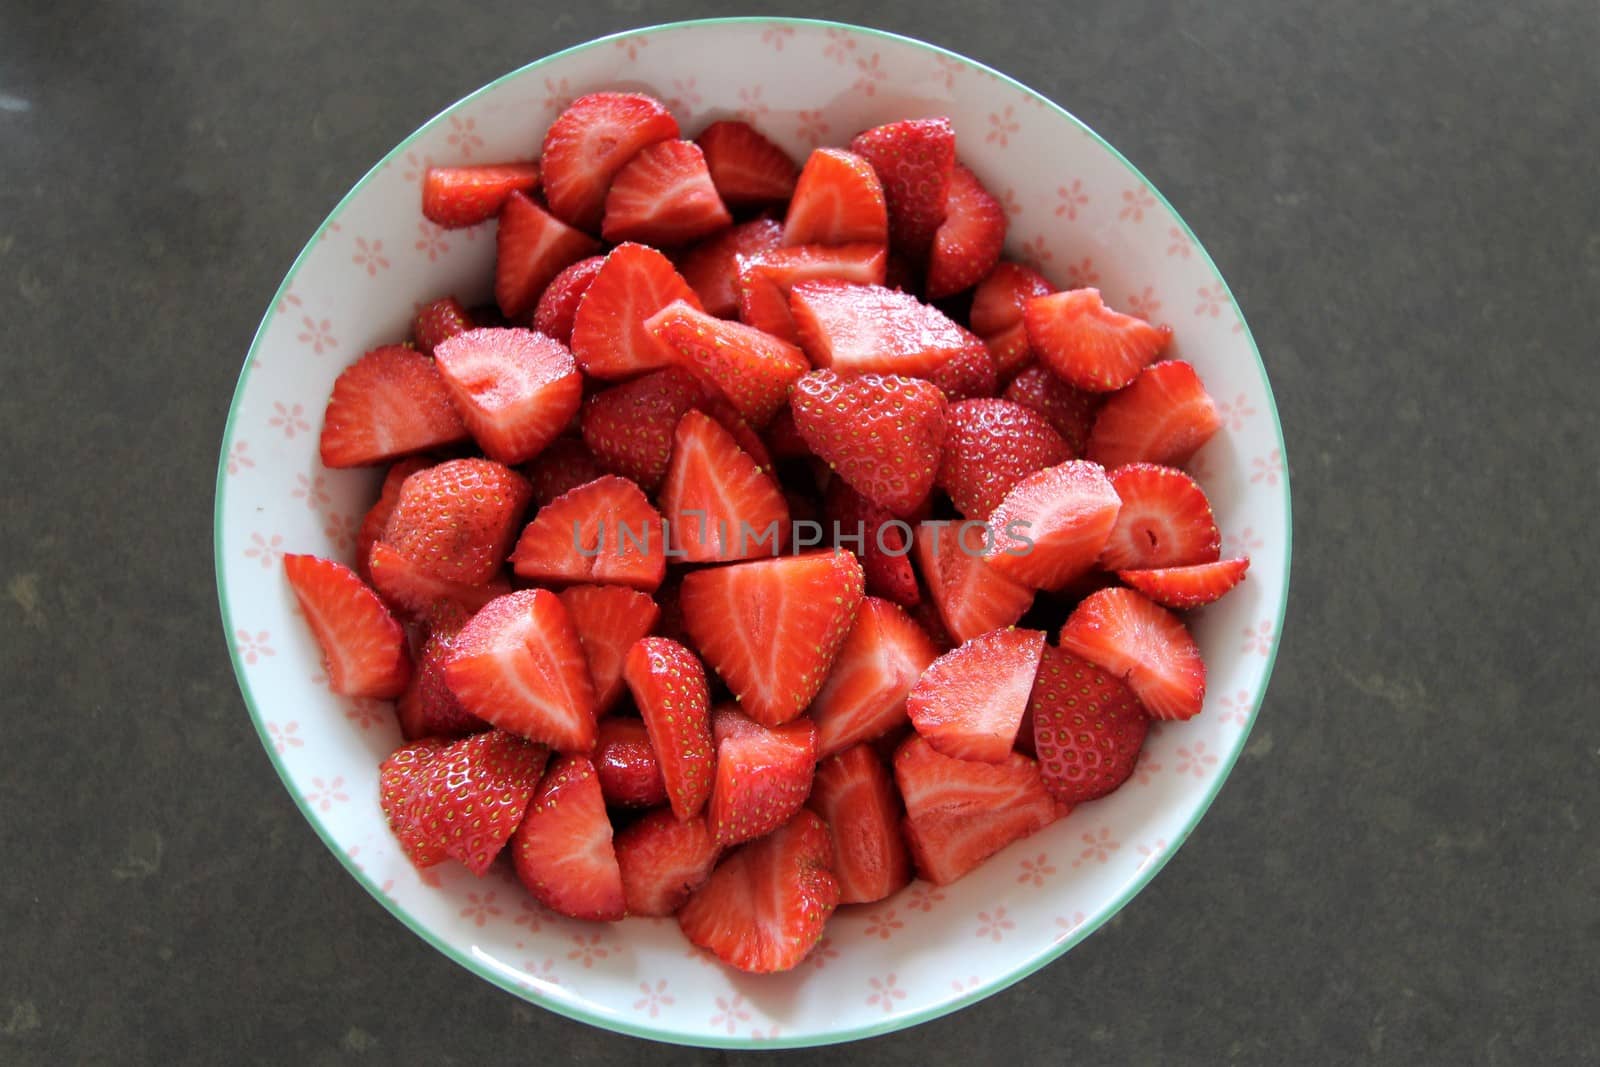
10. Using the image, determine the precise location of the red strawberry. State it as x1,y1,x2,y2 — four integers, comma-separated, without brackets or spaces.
282,554,410,698
569,243,703,379
540,92,680,231
848,117,955,256
1024,288,1173,392
790,369,947,516
822,480,919,606
520,435,609,507
678,217,785,318
398,730,549,875
985,460,1122,589
379,738,449,867
614,809,720,916
422,162,540,228
382,457,530,585
557,584,659,712
531,255,605,346
1030,645,1150,804
808,597,938,758
580,367,707,491
1059,587,1206,720
602,139,732,245
970,261,1054,336
1118,557,1250,609
907,595,957,653
319,346,470,468
646,300,808,427
395,603,487,740
1086,360,1222,469
623,637,715,819
444,589,599,750
912,521,1034,643
924,333,998,402
1003,364,1101,453
592,717,668,808
782,147,887,247
433,328,583,465
696,120,799,207
1100,463,1222,570
938,398,1073,520
493,191,603,320
677,809,839,973
413,296,475,356
512,754,626,920
736,242,888,343
925,163,1006,299
680,551,865,726
510,476,666,591
355,457,431,581
806,744,911,904
893,734,1059,885
908,627,1046,762
708,706,819,847
764,406,811,460
701,397,774,472
367,541,510,618
660,409,789,562
789,280,976,377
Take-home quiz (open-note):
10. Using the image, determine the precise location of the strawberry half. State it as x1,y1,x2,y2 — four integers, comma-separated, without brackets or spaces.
1085,360,1222,469
913,521,1034,643
319,346,470,468
592,716,668,809
623,637,715,820
379,739,449,867
581,367,707,491
1030,645,1151,804
367,540,510,618
708,707,819,847
1024,288,1173,392
806,744,912,904
646,300,808,428
679,217,785,318
511,754,626,920
510,475,666,591
1118,557,1250,609
569,243,703,379
908,627,1046,762
1059,587,1206,720
659,409,789,562
938,398,1073,520
282,554,411,698
413,296,475,356
521,436,609,506
540,91,680,231
443,589,599,750
925,163,1006,299
1100,463,1222,570
614,808,721,916
985,460,1122,589
355,457,431,582
381,457,531,586
493,191,603,321
557,584,660,712
433,327,583,465
395,603,487,740
531,254,605,346
602,139,732,245
677,809,840,974
1003,364,1101,454
822,481,920,607
422,163,541,229
789,280,976,377
680,551,865,726
782,147,888,247
790,369,948,516
696,119,799,207
398,730,549,875
808,597,939,758
736,242,888,343
849,117,955,257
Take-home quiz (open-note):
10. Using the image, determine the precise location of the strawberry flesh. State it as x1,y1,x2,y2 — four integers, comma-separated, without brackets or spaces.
925,163,1006,299
659,409,789,562
614,808,721,916
510,475,666,591
808,597,939,758
423,163,540,229
1100,462,1222,570
1085,359,1222,469
433,327,584,465
602,139,732,246
913,521,1035,643
679,216,785,318
557,584,660,713
646,300,808,428
319,345,470,468
540,92,680,231
789,280,975,377
708,707,819,847
569,243,703,379
806,744,911,904
1024,288,1173,393
1118,557,1250,610
782,147,887,247
985,460,1122,589
282,554,411,698
512,754,626,920
908,627,1046,762
1059,587,1207,721
493,191,602,321
697,119,799,207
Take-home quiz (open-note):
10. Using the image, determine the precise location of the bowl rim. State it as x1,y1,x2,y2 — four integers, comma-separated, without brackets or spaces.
214,15,1291,1049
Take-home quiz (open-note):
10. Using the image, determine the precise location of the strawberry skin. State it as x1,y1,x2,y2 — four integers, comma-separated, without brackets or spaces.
512,754,626,920
1085,359,1223,469
1059,587,1206,720
908,627,1046,762
925,163,1006,299
782,147,888,247
398,730,549,876
937,398,1073,520
592,716,668,809
708,707,819,847
355,457,431,582
696,120,799,207
822,481,920,607
395,603,488,741
1100,463,1222,570
413,296,475,356
808,597,939,758
806,744,912,904
581,367,707,491
510,475,666,592
282,554,411,698
789,280,976,377
1024,288,1173,392
366,540,510,618
623,637,715,819
614,808,721,916
521,436,609,507
678,217,786,318
646,300,808,428
736,242,888,343
433,327,584,465
381,457,530,586
570,243,703,380
985,460,1122,589
493,190,602,321
1003,364,1101,454
422,163,540,229
790,368,948,517
1030,645,1151,804
602,139,732,245
319,345,470,468
557,585,660,713
849,118,955,257
379,739,450,867
660,409,789,562
972,262,1054,381
924,333,998,402
540,91,680,231
1118,557,1250,609
531,254,605,346
913,520,1035,643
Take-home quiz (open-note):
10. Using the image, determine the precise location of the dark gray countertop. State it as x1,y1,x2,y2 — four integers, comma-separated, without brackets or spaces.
2,1,1596,1063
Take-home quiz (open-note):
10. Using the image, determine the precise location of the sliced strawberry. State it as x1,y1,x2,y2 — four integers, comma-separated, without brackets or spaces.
401,730,549,875
1085,360,1222,469
1024,288,1172,392
592,716,668,808
395,603,487,740
913,521,1034,642
646,300,808,427
788,280,972,378
822,480,919,606
540,91,680,231
444,589,599,750
907,595,957,653
790,369,947,516
512,754,626,920
1003,364,1101,453
677,809,840,973
580,366,706,491
924,332,998,402
493,191,602,321
1030,645,1150,804
602,139,732,245
938,398,1072,520
782,147,887,247
1059,587,1206,720
808,597,938,758
764,407,811,461
925,163,1006,299
849,117,954,257
355,457,431,581
510,475,666,591
985,460,1122,589
1100,463,1222,570
907,627,1046,761
379,738,449,867
282,554,410,698
970,261,1054,337
422,162,540,228
708,707,819,847
569,243,703,380
736,242,888,343
679,217,785,318
806,744,911,904
557,584,659,712
520,435,609,506
701,397,774,472
367,540,510,618
1119,557,1250,610
614,808,720,916
893,734,1059,885
531,254,605,346
659,409,789,562
382,457,531,585
696,120,799,207
319,346,470,468
433,327,583,465
413,296,475,356
623,637,715,819
680,551,865,726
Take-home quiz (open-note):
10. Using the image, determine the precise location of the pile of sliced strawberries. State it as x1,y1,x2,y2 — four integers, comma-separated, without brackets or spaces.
283,92,1252,975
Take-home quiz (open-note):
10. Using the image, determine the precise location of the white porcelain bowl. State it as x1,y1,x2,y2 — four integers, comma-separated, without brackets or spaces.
215,17,1290,1048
